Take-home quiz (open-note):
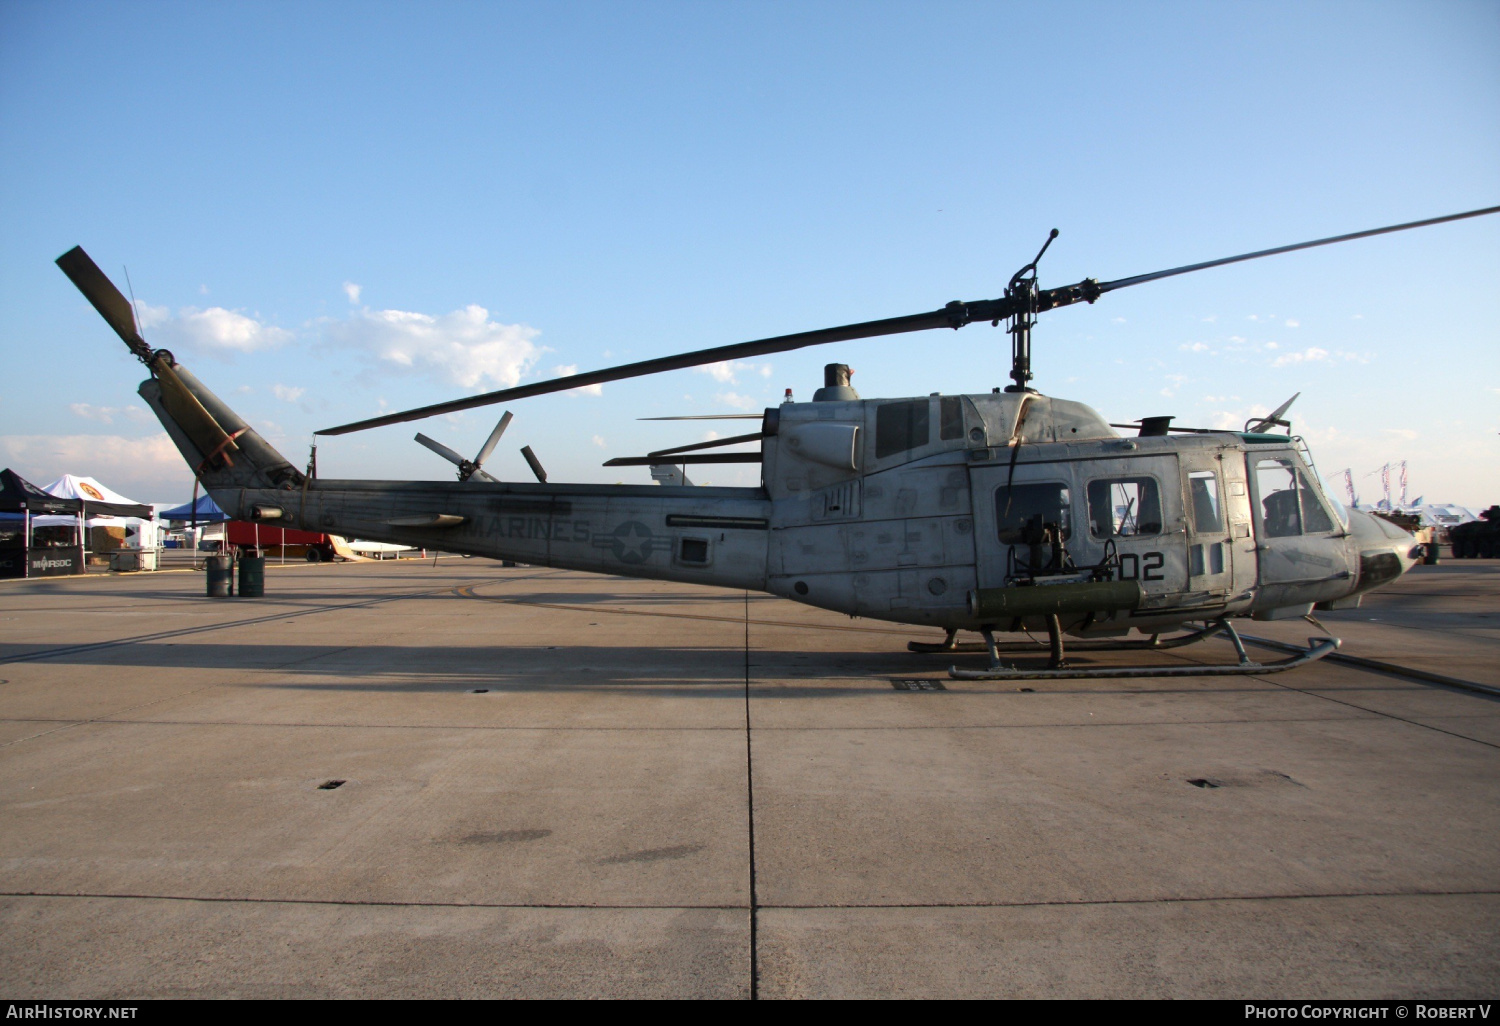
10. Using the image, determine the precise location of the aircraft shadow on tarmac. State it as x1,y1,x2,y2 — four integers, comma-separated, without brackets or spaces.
0,638,1326,697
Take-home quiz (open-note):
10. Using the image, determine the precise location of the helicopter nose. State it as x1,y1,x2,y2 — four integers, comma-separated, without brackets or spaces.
1396,540,1422,576
1346,507,1423,587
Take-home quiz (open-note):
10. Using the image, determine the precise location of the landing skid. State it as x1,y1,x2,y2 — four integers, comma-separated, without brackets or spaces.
914,618,1341,681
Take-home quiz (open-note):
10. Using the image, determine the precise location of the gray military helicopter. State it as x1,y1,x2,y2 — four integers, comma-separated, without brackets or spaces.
55,204,1498,679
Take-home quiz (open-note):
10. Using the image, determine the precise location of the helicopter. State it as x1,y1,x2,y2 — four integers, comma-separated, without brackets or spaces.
54,204,1498,680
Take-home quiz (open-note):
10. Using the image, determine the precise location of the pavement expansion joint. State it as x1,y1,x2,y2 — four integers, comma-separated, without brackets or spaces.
1265,678,1500,751
0,891,749,912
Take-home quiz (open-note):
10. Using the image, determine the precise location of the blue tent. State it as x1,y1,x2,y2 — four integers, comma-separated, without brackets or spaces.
159,494,229,523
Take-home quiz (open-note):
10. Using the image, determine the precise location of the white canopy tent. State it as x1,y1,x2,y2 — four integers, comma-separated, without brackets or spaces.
34,475,159,547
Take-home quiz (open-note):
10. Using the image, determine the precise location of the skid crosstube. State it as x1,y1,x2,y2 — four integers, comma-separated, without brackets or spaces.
930,618,1341,681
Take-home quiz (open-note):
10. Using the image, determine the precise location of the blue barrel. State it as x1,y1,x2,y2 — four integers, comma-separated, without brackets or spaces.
238,554,266,598
206,555,233,597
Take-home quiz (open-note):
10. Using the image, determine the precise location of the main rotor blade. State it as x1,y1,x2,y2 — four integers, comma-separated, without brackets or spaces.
55,247,153,362
520,445,548,483
473,410,513,468
317,306,967,435
638,414,766,421
318,204,1500,437
1263,391,1300,424
1246,391,1300,433
647,430,764,458
1092,205,1500,296
414,432,468,467
604,452,763,467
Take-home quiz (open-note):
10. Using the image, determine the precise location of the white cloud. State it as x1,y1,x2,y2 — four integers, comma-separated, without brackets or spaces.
235,385,254,395
1271,347,1369,368
551,364,603,397
343,282,362,304
0,432,191,499
324,305,542,389
696,361,771,384
1180,342,1210,353
716,391,759,411
1285,319,1299,328
1208,405,1268,430
69,403,151,426
1272,347,1330,367
136,301,293,355
272,384,305,403
1112,317,1126,324
591,435,606,448
1200,315,1217,324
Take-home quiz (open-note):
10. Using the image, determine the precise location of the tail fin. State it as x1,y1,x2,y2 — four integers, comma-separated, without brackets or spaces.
138,362,303,490
57,246,303,493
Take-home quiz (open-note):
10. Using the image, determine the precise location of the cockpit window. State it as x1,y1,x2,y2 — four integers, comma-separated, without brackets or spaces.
875,400,930,458
1255,457,1335,537
1087,477,1163,537
995,483,1072,544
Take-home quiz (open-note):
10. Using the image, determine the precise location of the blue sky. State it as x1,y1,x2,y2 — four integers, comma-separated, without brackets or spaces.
2,0,1496,505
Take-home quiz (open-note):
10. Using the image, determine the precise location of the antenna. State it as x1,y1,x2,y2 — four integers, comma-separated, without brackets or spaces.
122,266,144,342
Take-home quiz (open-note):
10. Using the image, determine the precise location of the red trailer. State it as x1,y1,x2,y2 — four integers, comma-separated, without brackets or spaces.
223,521,339,562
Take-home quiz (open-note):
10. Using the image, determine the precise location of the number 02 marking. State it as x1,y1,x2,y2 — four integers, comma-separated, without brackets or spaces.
1118,552,1165,581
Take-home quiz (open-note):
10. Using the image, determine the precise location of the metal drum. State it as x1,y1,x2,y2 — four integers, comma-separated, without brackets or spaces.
238,553,266,598
206,555,234,597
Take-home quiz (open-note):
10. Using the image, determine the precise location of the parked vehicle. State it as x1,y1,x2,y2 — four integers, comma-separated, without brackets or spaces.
1450,506,1500,558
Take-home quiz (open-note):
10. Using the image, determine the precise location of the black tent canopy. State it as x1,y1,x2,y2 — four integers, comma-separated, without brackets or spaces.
0,468,83,514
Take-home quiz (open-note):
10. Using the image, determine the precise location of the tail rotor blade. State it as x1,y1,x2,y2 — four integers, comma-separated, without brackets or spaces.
415,433,468,467
55,246,153,361
473,410,513,468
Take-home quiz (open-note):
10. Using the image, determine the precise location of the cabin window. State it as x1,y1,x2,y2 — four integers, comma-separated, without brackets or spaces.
1188,470,1223,534
678,537,709,564
994,483,1072,544
875,400,930,458
1086,477,1163,537
1254,458,1335,537
939,396,965,441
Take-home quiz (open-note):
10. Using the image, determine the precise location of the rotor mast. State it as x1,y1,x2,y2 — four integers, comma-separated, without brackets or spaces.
1005,228,1058,393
